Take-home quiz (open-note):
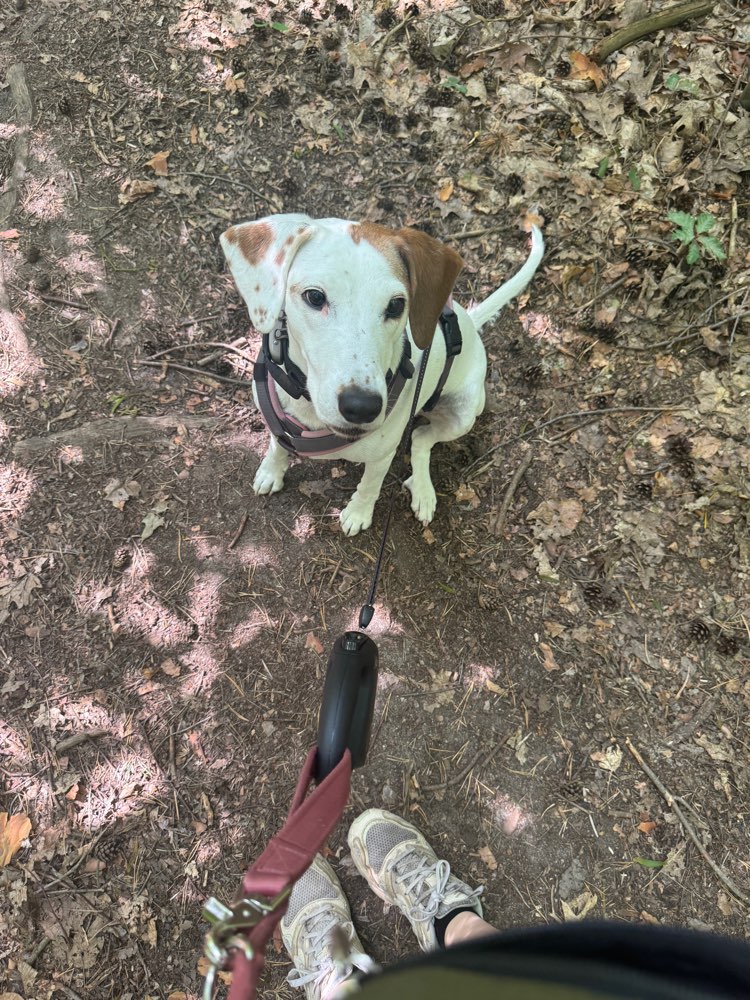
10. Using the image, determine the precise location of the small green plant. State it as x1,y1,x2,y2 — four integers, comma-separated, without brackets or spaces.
440,76,468,95
667,211,726,266
665,73,699,96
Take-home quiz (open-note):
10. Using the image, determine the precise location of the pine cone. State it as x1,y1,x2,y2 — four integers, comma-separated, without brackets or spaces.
625,245,648,269
577,306,594,330
622,92,638,115
505,173,524,194
634,480,653,500
687,619,710,643
523,362,544,384
321,29,340,50
555,58,571,78
665,434,692,459
592,321,618,344
376,7,397,29
409,34,433,69
716,633,740,656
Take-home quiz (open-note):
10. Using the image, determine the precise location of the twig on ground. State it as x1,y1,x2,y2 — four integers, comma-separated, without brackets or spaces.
625,738,750,907
589,0,715,64
574,276,629,314
134,358,251,386
104,318,121,348
0,64,33,229
54,728,109,753
142,339,254,366
228,511,249,550
39,293,93,310
728,288,749,365
424,743,503,793
13,414,220,459
489,448,533,537
374,14,415,72
701,72,743,180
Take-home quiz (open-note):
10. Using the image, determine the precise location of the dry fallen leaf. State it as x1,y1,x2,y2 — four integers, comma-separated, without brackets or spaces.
160,657,181,677
0,229,20,240
560,889,598,921
539,642,561,672
145,150,171,176
437,178,454,202
569,51,607,91
305,632,324,655
454,483,479,506
119,179,157,204
0,812,32,866
478,846,498,870
590,744,623,773
638,820,656,834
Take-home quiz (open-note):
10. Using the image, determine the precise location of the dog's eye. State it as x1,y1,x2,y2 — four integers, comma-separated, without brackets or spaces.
302,288,327,310
385,297,406,320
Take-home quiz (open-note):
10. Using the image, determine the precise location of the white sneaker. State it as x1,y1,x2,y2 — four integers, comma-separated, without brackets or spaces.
281,854,377,1000
348,809,483,951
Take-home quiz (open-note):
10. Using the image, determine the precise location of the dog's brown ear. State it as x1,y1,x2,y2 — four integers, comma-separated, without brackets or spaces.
396,229,463,349
220,214,314,333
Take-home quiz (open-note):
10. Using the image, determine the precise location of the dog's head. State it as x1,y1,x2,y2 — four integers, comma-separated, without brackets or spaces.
221,214,463,433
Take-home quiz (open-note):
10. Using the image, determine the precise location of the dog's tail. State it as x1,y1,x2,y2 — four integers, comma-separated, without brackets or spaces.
468,225,544,332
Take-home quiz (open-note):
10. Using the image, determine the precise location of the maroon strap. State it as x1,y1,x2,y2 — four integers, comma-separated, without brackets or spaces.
226,748,353,1000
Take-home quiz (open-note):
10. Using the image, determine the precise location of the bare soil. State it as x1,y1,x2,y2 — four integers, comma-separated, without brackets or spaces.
1,2,749,999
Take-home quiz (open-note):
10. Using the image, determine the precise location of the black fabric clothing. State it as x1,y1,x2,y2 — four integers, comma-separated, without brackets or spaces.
357,922,750,999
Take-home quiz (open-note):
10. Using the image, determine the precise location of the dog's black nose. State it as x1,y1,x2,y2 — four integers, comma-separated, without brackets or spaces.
338,388,383,424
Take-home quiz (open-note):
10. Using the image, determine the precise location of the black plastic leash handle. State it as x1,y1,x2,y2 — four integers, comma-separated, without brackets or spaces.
315,632,379,781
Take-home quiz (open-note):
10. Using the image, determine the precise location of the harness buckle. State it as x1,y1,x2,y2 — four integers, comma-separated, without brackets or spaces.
439,309,463,358
201,890,291,999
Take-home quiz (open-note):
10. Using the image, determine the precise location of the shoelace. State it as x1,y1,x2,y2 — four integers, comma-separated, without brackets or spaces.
394,852,483,924
287,909,377,999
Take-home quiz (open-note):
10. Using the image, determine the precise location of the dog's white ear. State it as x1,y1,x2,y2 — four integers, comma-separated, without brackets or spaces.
220,214,314,333
397,229,464,349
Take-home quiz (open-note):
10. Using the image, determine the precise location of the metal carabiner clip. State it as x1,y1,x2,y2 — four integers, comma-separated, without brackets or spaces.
201,888,291,1000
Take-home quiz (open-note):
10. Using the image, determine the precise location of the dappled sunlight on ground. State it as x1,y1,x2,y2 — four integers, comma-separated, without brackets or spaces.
77,747,165,830
0,462,36,525
0,720,33,768
178,642,225,696
229,609,268,649
0,307,41,396
492,793,534,837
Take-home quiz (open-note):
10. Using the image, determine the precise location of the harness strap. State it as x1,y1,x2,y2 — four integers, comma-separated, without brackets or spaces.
421,307,463,413
254,337,414,457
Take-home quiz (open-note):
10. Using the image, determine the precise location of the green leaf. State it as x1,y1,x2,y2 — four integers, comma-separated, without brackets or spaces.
667,211,695,239
436,582,456,594
634,857,664,870
596,156,610,178
109,394,126,414
665,73,681,91
271,20,289,31
627,168,641,191
332,121,345,141
678,78,699,95
686,242,700,266
698,235,726,261
695,212,715,234
441,76,468,95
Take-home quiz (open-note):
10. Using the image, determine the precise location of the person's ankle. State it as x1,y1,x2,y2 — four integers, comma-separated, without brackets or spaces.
443,910,494,948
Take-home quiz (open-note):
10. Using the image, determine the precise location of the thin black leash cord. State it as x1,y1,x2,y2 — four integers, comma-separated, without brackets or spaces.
359,343,432,629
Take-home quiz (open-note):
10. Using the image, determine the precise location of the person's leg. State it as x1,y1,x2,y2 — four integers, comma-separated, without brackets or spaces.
281,855,378,1000
348,809,491,953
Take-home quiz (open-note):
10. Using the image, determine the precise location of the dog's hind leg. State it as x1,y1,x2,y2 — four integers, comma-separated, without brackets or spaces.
253,434,291,495
404,392,480,525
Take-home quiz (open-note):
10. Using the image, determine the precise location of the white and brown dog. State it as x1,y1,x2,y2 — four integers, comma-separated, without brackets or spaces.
221,215,543,536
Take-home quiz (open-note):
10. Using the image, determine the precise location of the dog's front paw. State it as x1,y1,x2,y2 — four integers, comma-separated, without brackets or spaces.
253,459,286,495
340,496,375,536
403,475,437,525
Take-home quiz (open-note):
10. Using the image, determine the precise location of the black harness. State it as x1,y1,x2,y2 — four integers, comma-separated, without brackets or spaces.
254,308,462,456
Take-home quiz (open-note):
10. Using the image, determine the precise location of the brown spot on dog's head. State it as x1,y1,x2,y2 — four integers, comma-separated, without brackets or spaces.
353,223,463,348
351,222,411,286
